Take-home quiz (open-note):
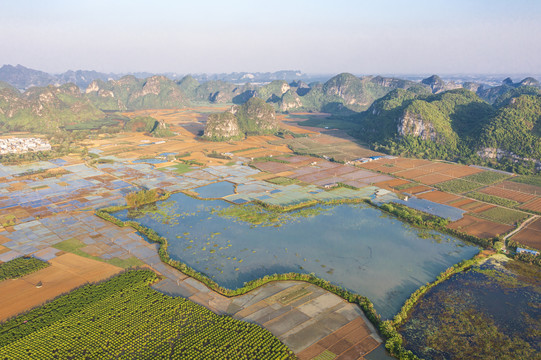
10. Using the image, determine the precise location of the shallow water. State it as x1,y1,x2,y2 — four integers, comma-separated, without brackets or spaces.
115,192,478,318
193,181,236,199
400,258,541,359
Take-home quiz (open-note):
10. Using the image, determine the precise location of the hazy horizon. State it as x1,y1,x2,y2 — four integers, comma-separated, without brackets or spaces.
1,0,540,75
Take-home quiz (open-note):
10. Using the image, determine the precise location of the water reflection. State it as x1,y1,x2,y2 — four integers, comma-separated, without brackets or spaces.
114,192,478,318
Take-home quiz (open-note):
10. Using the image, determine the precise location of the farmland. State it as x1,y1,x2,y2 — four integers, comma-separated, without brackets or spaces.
0,253,123,322
0,256,48,281
0,270,295,359
1,106,541,359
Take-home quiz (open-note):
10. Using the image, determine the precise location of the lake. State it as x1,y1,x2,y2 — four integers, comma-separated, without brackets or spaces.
114,192,479,318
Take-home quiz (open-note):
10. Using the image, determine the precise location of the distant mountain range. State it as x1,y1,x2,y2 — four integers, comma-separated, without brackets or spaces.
0,65,325,91
1,65,540,173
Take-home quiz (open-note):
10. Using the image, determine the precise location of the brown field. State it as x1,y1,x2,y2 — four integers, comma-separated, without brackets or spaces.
417,191,461,204
494,181,541,196
458,200,492,212
420,162,483,178
448,215,513,239
520,198,541,212
447,198,475,208
393,168,431,180
80,108,302,167
297,317,379,360
511,228,541,251
401,185,433,195
414,173,455,185
525,217,541,232
0,253,122,322
480,186,538,203
375,179,411,188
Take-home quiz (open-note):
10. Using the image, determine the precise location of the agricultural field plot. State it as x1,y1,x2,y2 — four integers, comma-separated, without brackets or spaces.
436,178,483,194
297,318,380,360
478,186,537,204
447,215,514,239
416,190,461,204
413,173,455,186
399,185,433,195
495,180,541,196
473,207,530,226
0,270,295,359
511,228,541,251
273,133,382,163
0,253,122,322
520,198,541,213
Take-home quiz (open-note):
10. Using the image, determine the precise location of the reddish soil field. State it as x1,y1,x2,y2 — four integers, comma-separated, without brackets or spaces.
520,198,541,212
375,179,411,188
253,161,295,174
393,168,430,179
0,253,122,322
417,191,461,204
480,186,538,203
471,204,496,213
448,215,513,239
495,181,541,196
297,317,379,360
426,163,483,178
386,158,432,169
356,162,386,171
458,200,492,212
340,170,380,181
447,198,475,208
511,228,541,251
401,185,433,195
414,173,455,185
525,217,541,232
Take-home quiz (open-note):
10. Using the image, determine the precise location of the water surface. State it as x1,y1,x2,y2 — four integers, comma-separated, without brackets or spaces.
115,192,478,318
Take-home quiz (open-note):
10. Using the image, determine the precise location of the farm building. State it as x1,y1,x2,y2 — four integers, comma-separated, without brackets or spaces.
516,247,540,256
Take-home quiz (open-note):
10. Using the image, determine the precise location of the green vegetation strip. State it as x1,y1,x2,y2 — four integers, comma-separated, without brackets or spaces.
466,191,519,208
510,174,541,187
0,257,49,281
0,270,294,359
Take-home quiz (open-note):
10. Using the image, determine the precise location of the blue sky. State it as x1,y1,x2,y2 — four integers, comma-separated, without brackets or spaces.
1,0,540,75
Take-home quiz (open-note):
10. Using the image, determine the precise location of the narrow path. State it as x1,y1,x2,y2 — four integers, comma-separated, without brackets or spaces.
504,214,539,241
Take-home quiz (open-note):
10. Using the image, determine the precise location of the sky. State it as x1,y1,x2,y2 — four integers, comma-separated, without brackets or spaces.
1,0,540,75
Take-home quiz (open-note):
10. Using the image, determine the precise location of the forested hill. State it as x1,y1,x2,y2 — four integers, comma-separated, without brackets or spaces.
354,86,541,173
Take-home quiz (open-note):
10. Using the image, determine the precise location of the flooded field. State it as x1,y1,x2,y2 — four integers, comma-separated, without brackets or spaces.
114,192,479,318
400,256,541,359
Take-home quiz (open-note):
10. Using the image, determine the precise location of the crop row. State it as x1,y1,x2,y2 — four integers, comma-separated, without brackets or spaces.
0,270,294,359
0,257,49,282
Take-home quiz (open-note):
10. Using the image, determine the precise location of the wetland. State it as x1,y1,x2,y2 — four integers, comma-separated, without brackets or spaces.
114,192,479,318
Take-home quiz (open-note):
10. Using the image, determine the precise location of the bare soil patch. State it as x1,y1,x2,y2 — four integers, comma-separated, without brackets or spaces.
0,253,122,322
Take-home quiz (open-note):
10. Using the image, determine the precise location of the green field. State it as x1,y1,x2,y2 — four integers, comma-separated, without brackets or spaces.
473,207,530,225
511,174,541,187
0,257,49,281
436,178,482,194
0,270,294,359
265,176,304,186
466,191,520,208
462,171,511,185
